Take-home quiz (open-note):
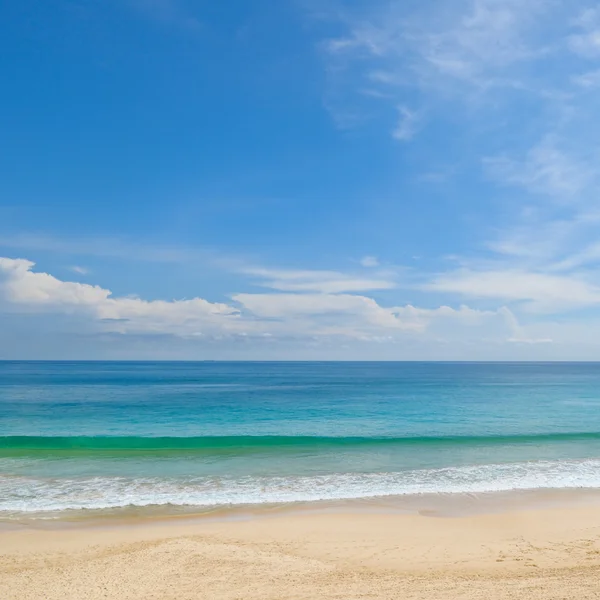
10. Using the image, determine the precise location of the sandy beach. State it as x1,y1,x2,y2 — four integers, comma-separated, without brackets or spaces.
3,504,600,599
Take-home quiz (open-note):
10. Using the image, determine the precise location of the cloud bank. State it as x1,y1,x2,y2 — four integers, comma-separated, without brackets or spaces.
0,257,521,350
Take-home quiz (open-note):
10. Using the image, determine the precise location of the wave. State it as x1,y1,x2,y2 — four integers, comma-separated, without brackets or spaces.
3,458,600,516
2,432,600,457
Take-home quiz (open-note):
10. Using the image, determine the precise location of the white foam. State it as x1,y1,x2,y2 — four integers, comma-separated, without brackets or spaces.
3,458,600,516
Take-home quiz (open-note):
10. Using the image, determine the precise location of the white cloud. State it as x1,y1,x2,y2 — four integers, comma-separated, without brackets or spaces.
0,257,526,347
233,292,508,340
0,258,110,307
0,258,240,337
498,306,553,343
425,268,600,312
233,292,415,331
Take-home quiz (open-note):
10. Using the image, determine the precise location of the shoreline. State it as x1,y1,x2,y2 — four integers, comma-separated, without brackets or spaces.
4,504,600,599
5,485,600,530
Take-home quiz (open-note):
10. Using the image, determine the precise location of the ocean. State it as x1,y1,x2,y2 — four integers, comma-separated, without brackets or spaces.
3,361,600,521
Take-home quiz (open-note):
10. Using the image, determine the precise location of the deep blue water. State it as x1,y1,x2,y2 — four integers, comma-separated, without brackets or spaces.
2,361,600,518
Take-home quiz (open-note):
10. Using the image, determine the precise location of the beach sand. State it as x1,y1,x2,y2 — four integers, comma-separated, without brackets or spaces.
3,505,600,599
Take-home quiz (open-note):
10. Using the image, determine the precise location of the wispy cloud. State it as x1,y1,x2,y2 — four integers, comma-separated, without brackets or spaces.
316,0,600,166
499,306,553,344
318,0,557,136
483,136,596,201
425,268,600,313
69,265,89,275
572,68,600,88
0,233,221,265
393,105,419,141
240,265,397,294
360,256,380,268
569,6,600,57
406,0,550,85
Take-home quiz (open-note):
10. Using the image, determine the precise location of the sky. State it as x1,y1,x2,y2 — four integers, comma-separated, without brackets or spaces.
3,0,600,360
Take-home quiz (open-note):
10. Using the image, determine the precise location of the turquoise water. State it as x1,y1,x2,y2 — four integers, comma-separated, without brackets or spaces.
3,361,600,519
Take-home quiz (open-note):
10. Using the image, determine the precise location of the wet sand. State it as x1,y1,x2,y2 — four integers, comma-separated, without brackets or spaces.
3,504,600,599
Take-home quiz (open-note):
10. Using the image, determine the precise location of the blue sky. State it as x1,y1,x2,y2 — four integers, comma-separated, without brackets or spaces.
3,0,600,359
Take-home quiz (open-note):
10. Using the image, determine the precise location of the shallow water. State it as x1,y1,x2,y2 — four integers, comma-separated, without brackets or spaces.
3,361,600,520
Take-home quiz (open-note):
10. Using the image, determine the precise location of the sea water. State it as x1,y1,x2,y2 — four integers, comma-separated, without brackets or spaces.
2,361,600,520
